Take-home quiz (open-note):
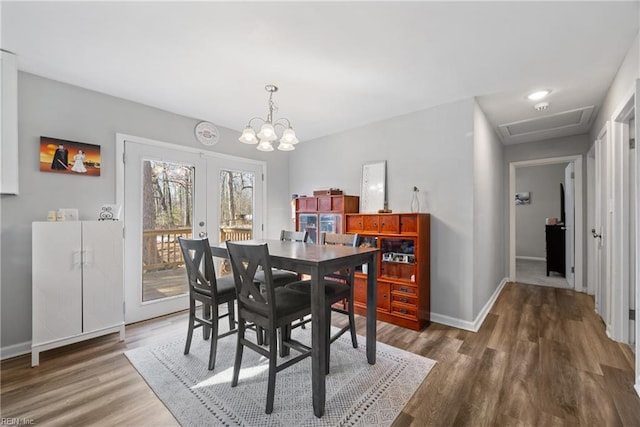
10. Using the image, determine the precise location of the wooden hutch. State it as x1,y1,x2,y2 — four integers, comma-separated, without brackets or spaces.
295,194,359,243
345,212,430,330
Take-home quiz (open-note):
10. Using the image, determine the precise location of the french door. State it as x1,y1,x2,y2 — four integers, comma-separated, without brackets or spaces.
122,137,264,323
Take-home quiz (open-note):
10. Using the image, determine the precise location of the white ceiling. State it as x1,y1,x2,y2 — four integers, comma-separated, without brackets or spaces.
2,1,638,145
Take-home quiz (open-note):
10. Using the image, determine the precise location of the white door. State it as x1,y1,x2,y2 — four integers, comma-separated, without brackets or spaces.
124,140,207,323
564,163,575,287
205,156,264,248
629,117,636,346
595,126,613,333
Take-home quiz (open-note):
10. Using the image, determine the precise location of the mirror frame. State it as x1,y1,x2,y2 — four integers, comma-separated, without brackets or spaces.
360,160,387,213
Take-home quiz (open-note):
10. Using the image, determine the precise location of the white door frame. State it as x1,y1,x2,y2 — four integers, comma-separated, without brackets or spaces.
509,155,584,291
633,80,640,397
115,133,266,323
610,86,634,344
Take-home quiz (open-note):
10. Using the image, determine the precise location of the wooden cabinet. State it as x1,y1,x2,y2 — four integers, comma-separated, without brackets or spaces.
32,221,125,366
545,224,565,276
295,195,359,243
346,212,430,330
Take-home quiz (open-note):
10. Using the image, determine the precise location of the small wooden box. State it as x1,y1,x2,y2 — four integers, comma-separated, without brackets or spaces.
313,189,343,196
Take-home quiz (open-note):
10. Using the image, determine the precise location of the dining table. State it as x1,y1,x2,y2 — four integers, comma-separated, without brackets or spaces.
211,238,379,418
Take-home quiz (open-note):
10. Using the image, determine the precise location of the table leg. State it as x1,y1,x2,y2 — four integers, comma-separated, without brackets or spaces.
366,255,377,364
310,265,326,418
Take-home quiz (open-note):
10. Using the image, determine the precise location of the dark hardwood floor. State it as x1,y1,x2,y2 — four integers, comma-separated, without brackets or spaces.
2,282,640,426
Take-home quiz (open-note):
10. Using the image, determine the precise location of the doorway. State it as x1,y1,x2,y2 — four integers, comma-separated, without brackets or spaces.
508,155,584,291
116,134,265,323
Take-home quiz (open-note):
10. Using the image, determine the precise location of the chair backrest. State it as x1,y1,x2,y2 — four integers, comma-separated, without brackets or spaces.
320,232,359,247
226,242,276,319
280,229,309,242
178,237,219,297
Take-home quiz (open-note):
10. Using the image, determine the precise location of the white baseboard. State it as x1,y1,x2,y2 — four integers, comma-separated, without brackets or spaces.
1,340,31,360
516,256,546,261
431,277,508,332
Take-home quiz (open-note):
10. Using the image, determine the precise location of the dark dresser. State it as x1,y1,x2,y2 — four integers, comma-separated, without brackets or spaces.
545,224,565,276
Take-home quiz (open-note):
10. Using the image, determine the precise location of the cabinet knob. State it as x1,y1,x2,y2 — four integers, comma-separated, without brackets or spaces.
373,222,378,227
400,309,408,314
400,298,408,303
383,294,387,298
400,287,408,292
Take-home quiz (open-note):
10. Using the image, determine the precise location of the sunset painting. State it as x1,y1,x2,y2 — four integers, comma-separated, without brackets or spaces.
39,136,101,176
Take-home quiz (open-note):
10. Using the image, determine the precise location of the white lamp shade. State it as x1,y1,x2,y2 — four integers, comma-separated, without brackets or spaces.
239,127,258,144
257,123,277,142
256,140,274,152
277,142,295,151
280,128,299,145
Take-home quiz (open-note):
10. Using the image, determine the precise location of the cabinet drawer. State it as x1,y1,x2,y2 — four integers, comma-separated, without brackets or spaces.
346,215,363,232
399,214,417,233
297,197,318,212
379,215,399,233
391,293,417,306
391,303,418,319
391,283,418,296
363,216,380,232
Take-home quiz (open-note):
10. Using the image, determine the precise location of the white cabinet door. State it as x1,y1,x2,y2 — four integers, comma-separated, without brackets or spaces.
82,221,124,332
32,222,82,344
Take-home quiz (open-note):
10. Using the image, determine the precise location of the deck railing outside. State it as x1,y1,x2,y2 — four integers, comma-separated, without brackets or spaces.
142,226,253,273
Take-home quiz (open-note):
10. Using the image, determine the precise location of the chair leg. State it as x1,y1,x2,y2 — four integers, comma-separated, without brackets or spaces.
266,329,278,414
348,298,358,349
184,299,196,355
231,321,245,387
278,324,291,357
208,304,220,370
203,303,211,340
227,301,236,331
256,326,264,345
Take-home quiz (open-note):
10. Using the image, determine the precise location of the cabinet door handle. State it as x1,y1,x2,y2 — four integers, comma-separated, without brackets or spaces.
400,308,408,314
373,222,377,227
400,298,408,303
399,287,408,292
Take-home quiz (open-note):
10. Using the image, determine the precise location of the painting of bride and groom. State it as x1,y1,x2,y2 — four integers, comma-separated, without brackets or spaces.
39,137,101,176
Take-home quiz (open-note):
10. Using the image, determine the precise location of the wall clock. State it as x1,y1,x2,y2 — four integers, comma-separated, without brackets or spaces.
194,121,219,146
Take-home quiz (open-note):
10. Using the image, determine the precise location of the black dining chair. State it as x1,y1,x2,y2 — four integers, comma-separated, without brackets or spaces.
226,241,312,414
253,230,309,288
178,237,237,371
285,232,359,373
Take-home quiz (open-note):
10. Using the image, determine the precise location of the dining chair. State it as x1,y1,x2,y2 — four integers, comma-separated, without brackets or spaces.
178,237,237,371
225,241,312,414
253,229,309,288
285,232,359,373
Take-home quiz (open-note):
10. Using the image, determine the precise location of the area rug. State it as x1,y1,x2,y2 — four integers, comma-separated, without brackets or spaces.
125,327,435,426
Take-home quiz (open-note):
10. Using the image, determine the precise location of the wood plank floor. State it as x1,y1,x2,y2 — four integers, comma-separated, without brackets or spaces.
2,282,640,426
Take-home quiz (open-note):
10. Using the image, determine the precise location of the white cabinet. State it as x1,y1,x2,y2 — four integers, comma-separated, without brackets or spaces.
1,50,18,194
32,221,125,366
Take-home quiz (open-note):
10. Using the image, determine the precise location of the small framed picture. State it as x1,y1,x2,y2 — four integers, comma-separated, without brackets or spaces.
515,192,531,205
39,136,101,176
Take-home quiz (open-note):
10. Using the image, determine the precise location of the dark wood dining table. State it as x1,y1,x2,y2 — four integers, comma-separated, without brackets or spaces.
211,239,379,418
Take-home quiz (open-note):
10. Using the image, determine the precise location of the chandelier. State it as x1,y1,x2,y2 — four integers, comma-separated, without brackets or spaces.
238,85,299,151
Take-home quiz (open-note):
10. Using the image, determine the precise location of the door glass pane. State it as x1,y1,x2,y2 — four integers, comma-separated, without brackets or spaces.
218,169,254,275
142,160,194,302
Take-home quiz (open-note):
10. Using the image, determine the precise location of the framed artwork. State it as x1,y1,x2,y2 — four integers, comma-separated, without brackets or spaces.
39,136,101,176
515,192,531,205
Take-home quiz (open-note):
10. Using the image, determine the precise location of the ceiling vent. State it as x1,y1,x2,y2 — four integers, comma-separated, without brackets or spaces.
497,105,594,144
534,102,549,111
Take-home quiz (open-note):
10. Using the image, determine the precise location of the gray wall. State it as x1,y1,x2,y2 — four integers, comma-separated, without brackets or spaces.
290,98,478,322
515,163,567,258
0,72,291,350
472,101,506,317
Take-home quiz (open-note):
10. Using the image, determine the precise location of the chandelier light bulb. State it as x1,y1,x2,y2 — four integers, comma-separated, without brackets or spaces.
239,126,258,144
257,123,277,142
280,128,299,145
277,142,295,151
256,140,274,152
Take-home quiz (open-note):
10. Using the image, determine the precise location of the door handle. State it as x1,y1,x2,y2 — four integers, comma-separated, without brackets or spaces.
591,228,602,239
199,231,208,238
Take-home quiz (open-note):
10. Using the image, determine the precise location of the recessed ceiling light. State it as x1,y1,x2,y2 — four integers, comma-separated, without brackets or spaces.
527,90,551,101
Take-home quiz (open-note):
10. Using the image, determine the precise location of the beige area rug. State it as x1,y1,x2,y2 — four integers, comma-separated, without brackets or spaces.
125,326,435,426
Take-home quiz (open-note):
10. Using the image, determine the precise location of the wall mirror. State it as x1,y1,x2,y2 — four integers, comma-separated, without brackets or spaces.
360,160,387,213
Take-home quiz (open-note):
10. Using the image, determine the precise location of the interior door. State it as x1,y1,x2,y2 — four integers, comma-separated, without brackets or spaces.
595,126,613,332
564,163,575,287
124,140,207,323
